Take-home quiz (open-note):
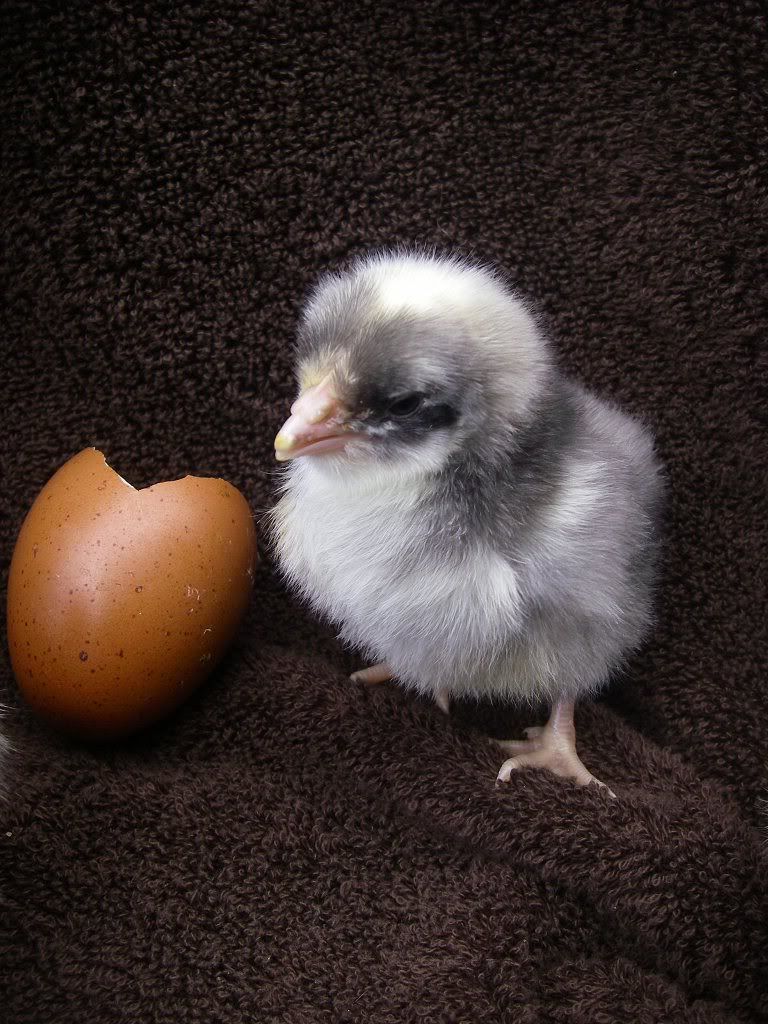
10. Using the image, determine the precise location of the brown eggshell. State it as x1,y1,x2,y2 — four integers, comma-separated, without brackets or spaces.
7,448,258,740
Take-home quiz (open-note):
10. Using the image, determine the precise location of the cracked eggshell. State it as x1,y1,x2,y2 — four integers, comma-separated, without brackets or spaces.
7,448,258,740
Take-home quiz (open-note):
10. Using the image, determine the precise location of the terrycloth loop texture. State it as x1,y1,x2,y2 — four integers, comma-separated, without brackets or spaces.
1,2,766,1022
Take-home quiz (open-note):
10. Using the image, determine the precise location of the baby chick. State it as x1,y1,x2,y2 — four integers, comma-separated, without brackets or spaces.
270,251,664,790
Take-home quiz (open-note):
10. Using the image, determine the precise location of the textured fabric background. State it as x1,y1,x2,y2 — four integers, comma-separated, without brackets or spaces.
1,2,767,1021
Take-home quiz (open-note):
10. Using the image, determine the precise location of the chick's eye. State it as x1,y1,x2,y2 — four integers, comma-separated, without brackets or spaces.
387,393,425,418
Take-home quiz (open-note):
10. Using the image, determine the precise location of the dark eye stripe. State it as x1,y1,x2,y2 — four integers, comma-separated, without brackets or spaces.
422,403,458,430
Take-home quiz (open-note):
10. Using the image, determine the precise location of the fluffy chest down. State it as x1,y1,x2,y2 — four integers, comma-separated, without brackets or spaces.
271,463,524,695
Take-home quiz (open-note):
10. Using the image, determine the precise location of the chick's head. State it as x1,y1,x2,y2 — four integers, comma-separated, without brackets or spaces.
275,252,550,475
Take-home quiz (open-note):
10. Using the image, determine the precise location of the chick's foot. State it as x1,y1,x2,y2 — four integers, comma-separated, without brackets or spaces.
496,700,614,796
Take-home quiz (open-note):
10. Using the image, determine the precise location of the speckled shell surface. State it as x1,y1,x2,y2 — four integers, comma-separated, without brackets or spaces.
7,448,257,739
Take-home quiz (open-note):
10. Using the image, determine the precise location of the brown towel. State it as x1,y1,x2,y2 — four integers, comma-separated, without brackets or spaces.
1,2,766,1021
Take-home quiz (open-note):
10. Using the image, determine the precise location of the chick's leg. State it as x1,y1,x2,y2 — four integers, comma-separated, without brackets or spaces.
351,664,451,714
350,662,393,685
496,701,614,795
434,689,451,714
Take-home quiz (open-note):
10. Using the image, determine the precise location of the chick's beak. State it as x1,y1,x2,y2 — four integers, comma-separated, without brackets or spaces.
274,375,361,461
